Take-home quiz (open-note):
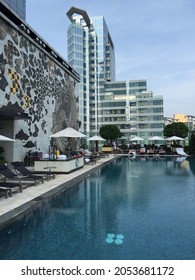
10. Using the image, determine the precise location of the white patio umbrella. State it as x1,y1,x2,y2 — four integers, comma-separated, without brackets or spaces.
148,136,164,141
50,127,86,138
166,136,184,141
130,136,144,141
129,136,144,148
50,127,87,157
88,135,106,152
88,135,106,141
166,136,185,152
0,135,15,142
148,136,164,146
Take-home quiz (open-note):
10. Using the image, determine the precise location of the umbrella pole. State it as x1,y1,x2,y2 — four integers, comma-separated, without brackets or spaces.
96,141,98,153
68,138,71,158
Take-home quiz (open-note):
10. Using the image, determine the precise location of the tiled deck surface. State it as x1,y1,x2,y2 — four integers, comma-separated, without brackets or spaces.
0,155,115,227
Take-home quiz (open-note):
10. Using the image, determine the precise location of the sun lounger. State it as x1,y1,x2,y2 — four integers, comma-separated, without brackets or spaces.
159,148,166,154
0,187,11,198
147,148,155,155
0,182,22,197
0,163,42,186
11,161,55,181
84,155,97,165
10,162,44,183
139,148,146,154
176,148,188,156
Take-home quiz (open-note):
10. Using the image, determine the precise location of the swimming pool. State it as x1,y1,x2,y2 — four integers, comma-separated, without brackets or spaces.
0,156,195,260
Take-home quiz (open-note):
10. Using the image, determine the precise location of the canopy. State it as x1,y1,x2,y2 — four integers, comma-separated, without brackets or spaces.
0,135,15,142
166,136,184,141
88,135,106,141
88,135,106,152
50,127,86,157
130,136,144,141
50,127,86,138
148,136,164,141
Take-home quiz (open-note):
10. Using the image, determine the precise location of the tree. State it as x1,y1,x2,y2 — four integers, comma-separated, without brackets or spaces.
99,125,121,144
163,122,189,138
189,131,195,155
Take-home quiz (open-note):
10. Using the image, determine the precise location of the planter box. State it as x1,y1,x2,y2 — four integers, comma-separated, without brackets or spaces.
102,147,113,153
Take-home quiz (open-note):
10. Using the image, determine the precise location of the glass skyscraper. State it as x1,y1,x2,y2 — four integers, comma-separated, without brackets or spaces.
67,7,164,141
67,7,115,136
2,0,26,20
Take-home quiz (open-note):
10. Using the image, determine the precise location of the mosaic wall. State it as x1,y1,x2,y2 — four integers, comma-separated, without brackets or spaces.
0,16,78,160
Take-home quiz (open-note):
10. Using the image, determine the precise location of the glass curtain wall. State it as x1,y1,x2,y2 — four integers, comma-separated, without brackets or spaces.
67,11,116,137
67,23,85,131
2,0,26,20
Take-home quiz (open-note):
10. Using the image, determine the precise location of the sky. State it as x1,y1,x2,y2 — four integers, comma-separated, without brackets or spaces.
26,0,195,117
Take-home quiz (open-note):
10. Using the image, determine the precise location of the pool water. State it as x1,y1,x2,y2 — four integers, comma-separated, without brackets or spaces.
0,156,195,260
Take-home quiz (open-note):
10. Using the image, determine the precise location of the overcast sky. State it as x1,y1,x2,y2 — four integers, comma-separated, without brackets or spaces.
26,0,195,117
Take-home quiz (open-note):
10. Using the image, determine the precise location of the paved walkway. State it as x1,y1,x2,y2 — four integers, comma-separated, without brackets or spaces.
0,155,115,227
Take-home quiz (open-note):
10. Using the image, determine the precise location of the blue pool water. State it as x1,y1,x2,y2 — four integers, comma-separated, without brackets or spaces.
0,156,195,260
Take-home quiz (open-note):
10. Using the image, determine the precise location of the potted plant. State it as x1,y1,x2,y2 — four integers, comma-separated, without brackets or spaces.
0,146,6,163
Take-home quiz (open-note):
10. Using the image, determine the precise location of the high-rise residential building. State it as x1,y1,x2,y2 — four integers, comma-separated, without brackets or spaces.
67,7,115,136
100,80,164,141
67,7,164,141
2,0,26,20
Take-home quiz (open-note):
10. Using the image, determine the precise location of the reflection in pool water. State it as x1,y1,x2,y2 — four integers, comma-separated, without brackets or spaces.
0,156,195,260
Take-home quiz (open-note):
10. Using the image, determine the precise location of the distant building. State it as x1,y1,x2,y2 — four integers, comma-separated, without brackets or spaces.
2,0,26,20
173,113,186,123
67,7,116,136
67,7,164,142
164,117,174,126
173,113,195,133
100,81,164,141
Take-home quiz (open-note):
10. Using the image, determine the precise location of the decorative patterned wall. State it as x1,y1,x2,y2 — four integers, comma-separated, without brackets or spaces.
0,16,78,160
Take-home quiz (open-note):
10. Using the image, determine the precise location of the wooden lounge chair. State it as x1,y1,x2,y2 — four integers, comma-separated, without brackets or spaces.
11,161,55,181
159,148,166,155
84,155,97,165
147,148,155,155
0,186,11,198
0,163,41,186
0,182,22,198
10,162,44,183
139,148,146,155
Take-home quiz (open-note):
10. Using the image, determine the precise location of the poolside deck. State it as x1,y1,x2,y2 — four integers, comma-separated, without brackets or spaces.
0,155,116,228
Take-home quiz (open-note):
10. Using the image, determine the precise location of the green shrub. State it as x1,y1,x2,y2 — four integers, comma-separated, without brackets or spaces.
189,132,195,155
119,144,128,150
0,146,5,163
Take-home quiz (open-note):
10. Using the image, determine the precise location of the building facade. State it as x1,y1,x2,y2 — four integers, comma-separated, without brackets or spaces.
2,0,26,20
173,114,195,137
66,7,164,143
100,80,164,142
0,2,79,162
67,7,115,136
